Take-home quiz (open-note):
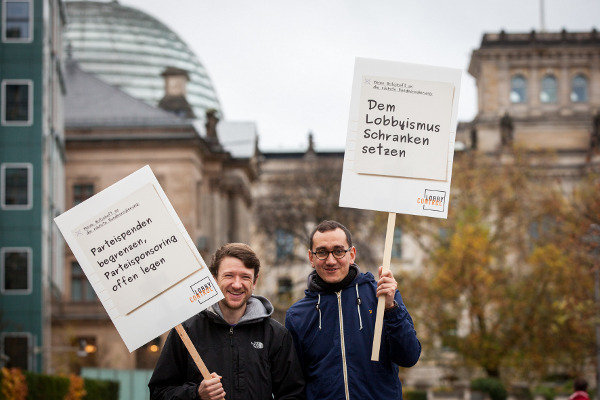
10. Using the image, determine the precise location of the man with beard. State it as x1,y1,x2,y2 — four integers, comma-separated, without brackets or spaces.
149,243,305,400
285,220,420,400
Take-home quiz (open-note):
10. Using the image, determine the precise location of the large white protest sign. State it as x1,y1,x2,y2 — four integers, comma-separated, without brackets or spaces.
55,166,223,352
340,58,462,219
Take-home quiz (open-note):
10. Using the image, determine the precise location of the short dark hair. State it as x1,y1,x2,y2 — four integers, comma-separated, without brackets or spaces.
209,243,260,281
574,378,588,392
309,220,353,250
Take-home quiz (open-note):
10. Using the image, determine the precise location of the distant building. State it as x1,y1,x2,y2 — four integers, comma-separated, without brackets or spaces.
0,0,66,373
464,29,600,176
251,136,348,322
63,0,221,119
50,60,258,373
37,0,258,374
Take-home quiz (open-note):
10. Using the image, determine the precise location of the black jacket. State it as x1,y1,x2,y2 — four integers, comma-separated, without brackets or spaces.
148,296,305,400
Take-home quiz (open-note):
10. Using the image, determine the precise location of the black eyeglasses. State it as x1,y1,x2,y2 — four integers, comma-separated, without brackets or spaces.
311,248,352,260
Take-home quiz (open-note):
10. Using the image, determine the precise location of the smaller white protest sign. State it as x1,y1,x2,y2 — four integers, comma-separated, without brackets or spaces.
340,58,462,219
55,166,223,352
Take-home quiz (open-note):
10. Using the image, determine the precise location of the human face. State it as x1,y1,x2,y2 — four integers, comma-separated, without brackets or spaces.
215,256,256,313
309,228,356,284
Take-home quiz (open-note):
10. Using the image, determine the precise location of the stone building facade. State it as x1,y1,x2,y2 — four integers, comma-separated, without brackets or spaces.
464,29,599,174
50,62,258,372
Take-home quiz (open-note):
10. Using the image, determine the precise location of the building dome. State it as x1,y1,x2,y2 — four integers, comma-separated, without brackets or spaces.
64,0,221,118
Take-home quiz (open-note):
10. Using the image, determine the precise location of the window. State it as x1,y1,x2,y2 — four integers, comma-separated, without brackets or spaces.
278,277,293,295
136,337,161,369
440,318,458,351
1,80,32,125
275,229,294,261
277,277,293,305
2,0,32,42
73,183,94,206
510,75,527,103
1,163,32,209
391,227,403,259
1,247,31,294
1,333,31,369
73,336,97,365
71,261,97,302
571,74,588,102
540,74,558,103
528,216,556,247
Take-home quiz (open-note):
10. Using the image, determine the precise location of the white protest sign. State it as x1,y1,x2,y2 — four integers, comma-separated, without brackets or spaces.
340,58,462,219
55,165,223,352
339,58,462,361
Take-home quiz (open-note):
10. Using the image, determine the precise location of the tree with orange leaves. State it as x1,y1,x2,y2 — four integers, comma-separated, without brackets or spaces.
398,150,598,380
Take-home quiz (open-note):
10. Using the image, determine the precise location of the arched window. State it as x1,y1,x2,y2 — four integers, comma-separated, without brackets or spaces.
510,75,527,103
571,74,588,102
540,74,557,103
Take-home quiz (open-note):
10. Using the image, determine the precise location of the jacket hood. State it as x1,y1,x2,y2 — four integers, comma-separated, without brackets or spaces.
207,295,273,325
302,264,373,334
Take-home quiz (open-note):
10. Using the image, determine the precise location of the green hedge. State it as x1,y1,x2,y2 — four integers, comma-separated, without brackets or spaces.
405,389,428,400
0,370,119,400
24,372,70,399
471,377,508,400
83,377,120,400
533,386,556,400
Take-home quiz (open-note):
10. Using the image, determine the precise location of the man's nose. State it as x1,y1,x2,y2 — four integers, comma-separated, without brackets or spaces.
231,276,243,288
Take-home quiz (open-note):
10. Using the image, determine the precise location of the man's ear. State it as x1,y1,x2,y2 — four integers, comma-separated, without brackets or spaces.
308,249,314,265
349,246,356,263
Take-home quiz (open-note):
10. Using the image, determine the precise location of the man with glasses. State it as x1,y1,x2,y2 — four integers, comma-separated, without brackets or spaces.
285,220,421,400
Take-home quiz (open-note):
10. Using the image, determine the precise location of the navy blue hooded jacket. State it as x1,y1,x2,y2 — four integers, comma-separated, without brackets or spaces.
285,265,421,400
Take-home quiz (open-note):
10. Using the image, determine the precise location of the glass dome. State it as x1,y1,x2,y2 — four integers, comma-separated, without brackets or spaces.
64,0,222,118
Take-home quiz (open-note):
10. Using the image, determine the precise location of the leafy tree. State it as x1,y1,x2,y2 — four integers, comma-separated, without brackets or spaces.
399,150,597,379
254,153,379,265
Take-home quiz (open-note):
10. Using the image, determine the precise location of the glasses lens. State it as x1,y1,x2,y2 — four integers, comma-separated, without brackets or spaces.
333,249,346,258
315,250,329,260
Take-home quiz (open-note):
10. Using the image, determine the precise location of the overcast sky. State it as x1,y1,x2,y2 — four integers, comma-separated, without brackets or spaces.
121,0,599,151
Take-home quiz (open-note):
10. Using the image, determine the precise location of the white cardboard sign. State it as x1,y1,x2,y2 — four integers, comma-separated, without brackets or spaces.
340,58,462,218
55,166,223,351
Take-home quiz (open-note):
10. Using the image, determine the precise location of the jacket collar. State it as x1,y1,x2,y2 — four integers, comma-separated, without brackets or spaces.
206,295,273,325
306,264,374,295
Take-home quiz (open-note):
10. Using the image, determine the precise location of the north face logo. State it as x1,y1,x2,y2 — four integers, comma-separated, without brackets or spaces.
251,341,263,349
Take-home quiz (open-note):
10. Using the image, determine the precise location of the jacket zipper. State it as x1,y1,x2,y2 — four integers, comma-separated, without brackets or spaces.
337,291,350,400
229,326,234,392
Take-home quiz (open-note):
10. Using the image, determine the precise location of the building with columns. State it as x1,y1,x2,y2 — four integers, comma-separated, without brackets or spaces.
464,29,599,176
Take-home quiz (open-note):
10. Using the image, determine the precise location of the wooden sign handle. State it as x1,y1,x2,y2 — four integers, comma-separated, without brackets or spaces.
175,324,211,379
371,212,396,361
